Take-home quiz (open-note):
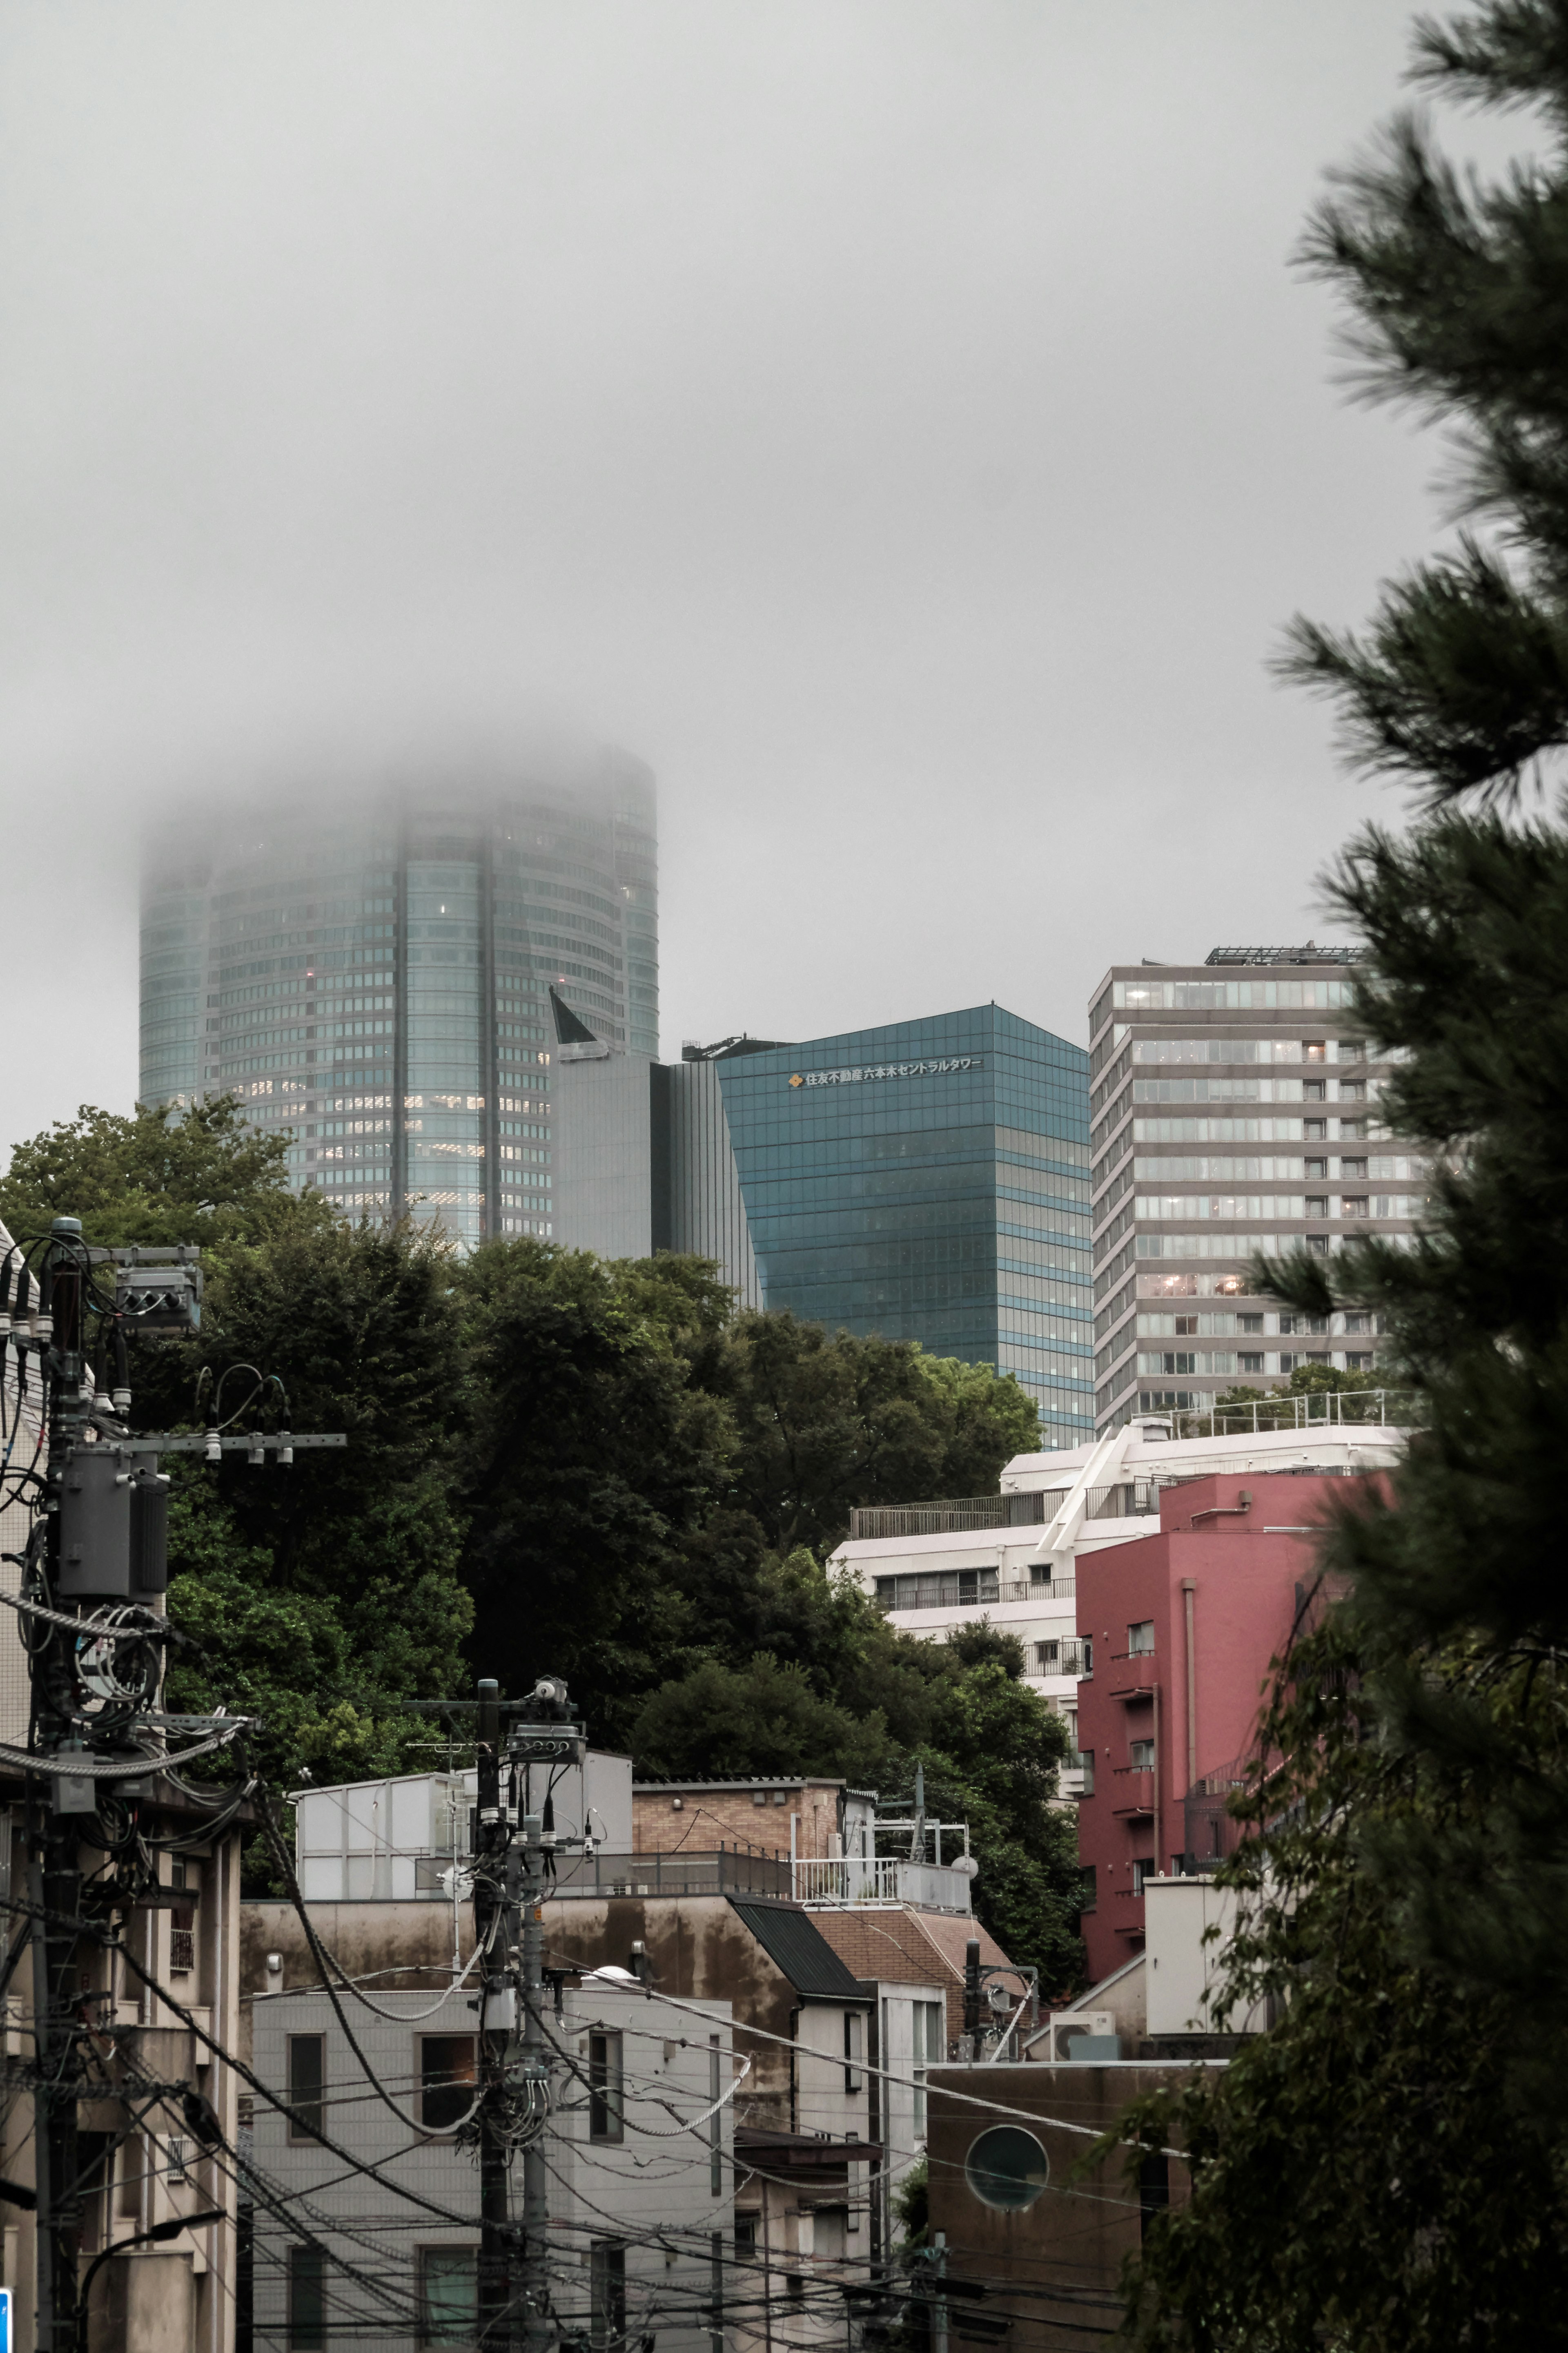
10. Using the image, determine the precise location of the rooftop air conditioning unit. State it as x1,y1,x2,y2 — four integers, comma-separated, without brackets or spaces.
1043,2010,1115,2062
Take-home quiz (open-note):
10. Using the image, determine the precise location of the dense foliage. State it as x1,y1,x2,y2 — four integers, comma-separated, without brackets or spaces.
1115,6,1568,2342
0,1103,1079,1981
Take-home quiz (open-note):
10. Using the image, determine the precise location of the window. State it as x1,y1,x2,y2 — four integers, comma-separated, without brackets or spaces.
1304,1118,1327,1141
287,2036,324,2143
1339,1158,1368,1179
419,2248,478,2347
1173,1314,1197,1336
1340,1196,1369,1219
1303,1040,1325,1061
1132,1859,1156,1895
1336,1039,1364,1060
1129,1741,1154,1770
912,2000,944,2135
844,2011,864,2095
964,2127,1050,2211
420,2036,477,2133
1279,1314,1327,1336
287,2243,326,2350
1238,1353,1265,1374
710,2035,724,2194
1305,1195,1329,1218
1304,1157,1327,1178
1345,1352,1374,1372
1238,1313,1263,1334
1139,2150,1170,2245
1078,1863,1096,1913
735,2214,759,2262
170,1859,197,1977
1127,1621,1154,1656
874,1567,1001,1612
1343,1313,1372,1334
591,2241,627,2348
589,2031,624,2143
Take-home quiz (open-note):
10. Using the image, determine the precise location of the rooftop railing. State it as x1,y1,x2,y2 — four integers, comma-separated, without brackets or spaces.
851,1483,1163,1541
792,1857,973,1914
547,1847,792,1900
1168,1388,1419,1440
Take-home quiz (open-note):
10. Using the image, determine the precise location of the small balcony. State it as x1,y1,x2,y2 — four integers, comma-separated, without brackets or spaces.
1111,1767,1155,1817
1107,1652,1157,1698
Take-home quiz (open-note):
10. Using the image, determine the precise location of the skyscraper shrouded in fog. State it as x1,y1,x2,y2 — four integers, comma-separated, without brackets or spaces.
138,752,657,1249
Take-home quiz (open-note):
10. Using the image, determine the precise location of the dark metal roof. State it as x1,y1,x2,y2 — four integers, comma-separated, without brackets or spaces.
728,1899,868,2002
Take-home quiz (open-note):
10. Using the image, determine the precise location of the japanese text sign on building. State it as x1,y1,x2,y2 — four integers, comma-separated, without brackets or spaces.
788,1057,982,1089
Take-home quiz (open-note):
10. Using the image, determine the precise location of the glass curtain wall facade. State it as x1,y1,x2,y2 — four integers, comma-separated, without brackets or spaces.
715,1005,1092,1445
1089,948,1419,1432
138,754,657,1249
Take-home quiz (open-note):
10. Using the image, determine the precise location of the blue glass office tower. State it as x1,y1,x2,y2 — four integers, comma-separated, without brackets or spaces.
714,1006,1092,1444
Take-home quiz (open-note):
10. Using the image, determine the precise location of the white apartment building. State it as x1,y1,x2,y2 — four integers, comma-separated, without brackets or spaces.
831,1407,1408,1784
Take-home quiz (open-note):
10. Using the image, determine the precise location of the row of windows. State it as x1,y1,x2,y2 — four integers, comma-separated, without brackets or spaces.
1131,1036,1365,1065
1136,1193,1425,1222
1131,1309,1383,1338
1137,1349,1379,1376
1131,1155,1424,1183
1108,977,1359,1013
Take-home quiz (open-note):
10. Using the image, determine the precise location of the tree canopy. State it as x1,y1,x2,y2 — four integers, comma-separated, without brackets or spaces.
0,1097,1075,1969
1116,6,1568,2340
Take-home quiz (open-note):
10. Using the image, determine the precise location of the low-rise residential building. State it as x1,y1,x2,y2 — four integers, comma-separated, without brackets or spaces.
831,1411,1404,1782
249,1973,733,2353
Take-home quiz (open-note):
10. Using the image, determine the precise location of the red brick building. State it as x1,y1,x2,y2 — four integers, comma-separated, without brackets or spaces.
1076,1470,1370,1981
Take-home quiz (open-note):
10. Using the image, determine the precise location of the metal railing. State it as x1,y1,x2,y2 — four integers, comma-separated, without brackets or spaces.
849,1492,1054,1538
879,1575,1076,1614
548,1847,792,1900
792,1857,973,1914
1169,1388,1419,1440
851,1481,1163,1541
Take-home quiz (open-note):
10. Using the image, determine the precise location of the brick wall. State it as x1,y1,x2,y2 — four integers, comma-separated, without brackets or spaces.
632,1781,844,1859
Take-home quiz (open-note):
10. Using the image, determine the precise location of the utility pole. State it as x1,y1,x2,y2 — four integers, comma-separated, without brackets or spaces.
421,1674,591,2351
2,1218,343,2351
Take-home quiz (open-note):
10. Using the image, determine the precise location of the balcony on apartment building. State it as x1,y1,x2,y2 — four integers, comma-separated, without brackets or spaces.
852,1481,1164,1542
1111,1766,1156,1818
1107,1651,1158,1698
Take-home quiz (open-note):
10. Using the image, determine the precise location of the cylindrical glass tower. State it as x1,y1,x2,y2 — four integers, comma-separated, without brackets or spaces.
139,752,657,1249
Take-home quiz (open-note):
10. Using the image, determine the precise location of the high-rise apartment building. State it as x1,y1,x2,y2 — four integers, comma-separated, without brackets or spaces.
138,754,657,1249
1089,947,1422,1432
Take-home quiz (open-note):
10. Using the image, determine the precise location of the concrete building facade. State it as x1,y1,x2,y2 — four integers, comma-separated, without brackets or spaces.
1089,947,1425,1432
139,749,657,1251
1072,1467,1373,1981
831,1412,1405,1796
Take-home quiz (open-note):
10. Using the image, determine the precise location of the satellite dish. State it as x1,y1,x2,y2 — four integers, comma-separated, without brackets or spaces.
951,1853,979,1878
581,1964,638,1984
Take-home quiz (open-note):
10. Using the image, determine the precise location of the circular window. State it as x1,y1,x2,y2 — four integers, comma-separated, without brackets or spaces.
964,2126,1050,2211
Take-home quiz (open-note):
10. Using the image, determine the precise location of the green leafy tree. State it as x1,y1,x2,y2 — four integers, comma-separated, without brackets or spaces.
0,1094,324,1249
1118,4,1568,2341
454,1242,731,1744
689,1307,1038,1555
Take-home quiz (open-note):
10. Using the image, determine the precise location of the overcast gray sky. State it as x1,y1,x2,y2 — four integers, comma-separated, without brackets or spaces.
0,3,1519,1159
